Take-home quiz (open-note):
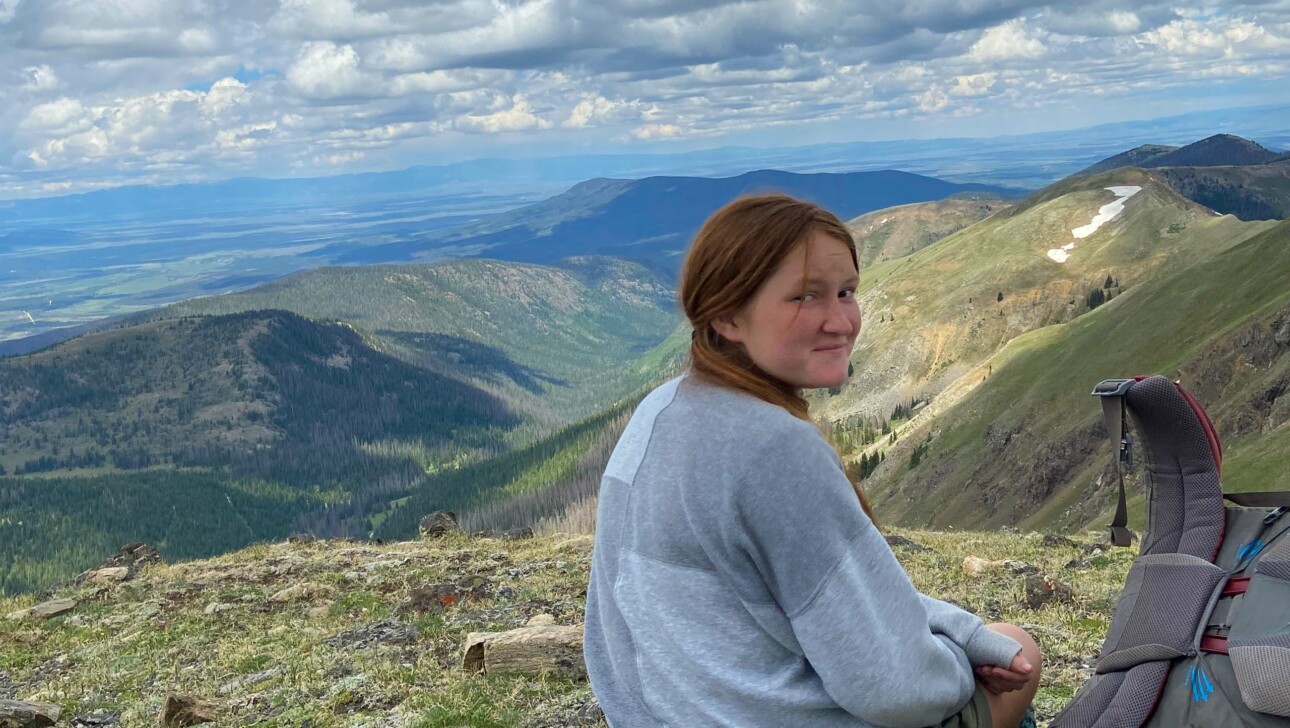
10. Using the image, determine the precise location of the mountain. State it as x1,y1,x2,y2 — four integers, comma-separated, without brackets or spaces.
1077,144,1179,176
861,219,1289,533
1076,135,1290,220
330,169,1021,273
0,309,528,592
1152,161,1290,221
1079,135,1285,175
125,256,680,428
847,194,1012,268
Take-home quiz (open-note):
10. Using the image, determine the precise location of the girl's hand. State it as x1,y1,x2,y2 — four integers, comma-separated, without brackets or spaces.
974,653,1033,695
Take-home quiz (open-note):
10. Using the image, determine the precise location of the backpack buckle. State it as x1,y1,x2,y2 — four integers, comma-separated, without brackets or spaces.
1265,507,1287,525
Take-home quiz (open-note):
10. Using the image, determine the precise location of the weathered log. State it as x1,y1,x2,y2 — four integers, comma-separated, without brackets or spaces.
463,624,585,680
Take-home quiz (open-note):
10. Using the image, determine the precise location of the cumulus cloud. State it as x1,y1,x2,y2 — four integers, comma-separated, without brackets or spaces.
21,64,59,91
0,0,1287,195
969,19,1048,61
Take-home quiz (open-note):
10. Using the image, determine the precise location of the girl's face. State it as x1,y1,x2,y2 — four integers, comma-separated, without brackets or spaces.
713,231,861,390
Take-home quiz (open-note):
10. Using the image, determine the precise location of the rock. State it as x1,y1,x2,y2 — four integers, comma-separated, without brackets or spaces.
501,527,534,540
325,619,419,649
217,667,283,696
1002,560,1041,576
287,533,317,544
89,567,130,583
1040,534,1080,549
157,695,219,727
962,556,1002,577
526,613,557,627
203,602,235,615
6,598,76,622
464,624,586,680
70,710,118,727
0,670,16,700
361,559,408,572
75,542,162,586
472,529,498,538
419,511,459,538
400,579,488,614
885,534,932,553
0,700,61,727
1024,574,1076,610
269,583,324,603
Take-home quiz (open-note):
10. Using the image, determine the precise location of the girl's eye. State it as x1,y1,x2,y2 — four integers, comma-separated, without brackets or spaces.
840,289,855,299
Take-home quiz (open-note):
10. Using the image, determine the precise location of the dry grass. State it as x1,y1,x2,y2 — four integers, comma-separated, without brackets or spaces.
0,528,1131,727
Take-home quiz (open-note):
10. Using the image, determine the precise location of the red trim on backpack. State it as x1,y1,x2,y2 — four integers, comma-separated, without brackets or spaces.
1200,635,1230,655
1177,385,1223,475
1222,577,1250,597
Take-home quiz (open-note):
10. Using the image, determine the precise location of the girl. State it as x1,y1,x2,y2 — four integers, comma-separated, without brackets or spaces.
584,194,1042,728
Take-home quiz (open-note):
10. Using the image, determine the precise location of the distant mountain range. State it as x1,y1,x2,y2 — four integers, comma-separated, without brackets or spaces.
1,132,1287,595
1079,134,1290,220
327,169,1020,274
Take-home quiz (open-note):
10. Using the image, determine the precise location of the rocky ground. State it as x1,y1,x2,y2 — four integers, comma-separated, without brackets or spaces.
0,525,1134,727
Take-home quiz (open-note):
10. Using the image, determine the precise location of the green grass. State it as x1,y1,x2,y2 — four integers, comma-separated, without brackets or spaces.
0,528,1132,727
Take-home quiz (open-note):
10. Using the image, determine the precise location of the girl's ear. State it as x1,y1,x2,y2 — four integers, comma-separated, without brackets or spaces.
710,316,741,344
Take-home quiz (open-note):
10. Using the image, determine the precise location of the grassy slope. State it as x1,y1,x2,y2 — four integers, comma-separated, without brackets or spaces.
818,168,1270,425
0,528,1133,727
140,257,679,430
847,196,1013,268
863,217,1290,531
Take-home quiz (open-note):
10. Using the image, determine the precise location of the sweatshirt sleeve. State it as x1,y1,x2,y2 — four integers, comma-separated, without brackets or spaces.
728,420,1015,728
919,594,1023,668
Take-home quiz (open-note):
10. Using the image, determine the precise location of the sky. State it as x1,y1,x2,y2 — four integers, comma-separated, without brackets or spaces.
2,0,1289,198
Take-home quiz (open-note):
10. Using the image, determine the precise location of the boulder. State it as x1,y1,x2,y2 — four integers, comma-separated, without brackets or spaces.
89,567,130,584
0,700,61,727
885,534,932,553
6,598,76,622
962,556,1002,577
419,511,459,538
1024,574,1075,610
501,527,534,541
75,542,161,585
157,695,218,727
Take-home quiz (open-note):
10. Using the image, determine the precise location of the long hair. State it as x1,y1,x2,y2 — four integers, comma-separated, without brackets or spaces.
678,194,876,522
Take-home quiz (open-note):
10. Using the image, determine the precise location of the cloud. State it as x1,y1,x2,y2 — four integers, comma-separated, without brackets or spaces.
969,19,1047,61
455,94,553,133
286,41,383,100
0,1,1288,195
21,63,58,91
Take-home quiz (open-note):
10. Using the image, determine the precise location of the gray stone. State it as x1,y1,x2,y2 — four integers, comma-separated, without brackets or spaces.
419,511,459,538
0,700,61,727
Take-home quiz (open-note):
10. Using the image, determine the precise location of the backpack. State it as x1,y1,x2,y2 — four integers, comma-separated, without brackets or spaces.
1052,375,1290,728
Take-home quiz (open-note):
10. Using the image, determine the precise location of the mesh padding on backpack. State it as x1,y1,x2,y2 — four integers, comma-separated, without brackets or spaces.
1125,377,1224,560
1229,633,1290,717
1255,536,1290,581
1052,662,1169,728
1095,554,1224,673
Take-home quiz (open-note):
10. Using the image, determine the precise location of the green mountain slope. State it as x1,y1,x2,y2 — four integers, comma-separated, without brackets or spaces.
0,310,524,593
134,257,679,430
847,195,1012,268
817,168,1273,426
1077,135,1290,220
857,218,1289,531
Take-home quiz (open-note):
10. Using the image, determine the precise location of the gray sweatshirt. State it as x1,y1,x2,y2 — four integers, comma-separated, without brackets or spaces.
584,375,1022,728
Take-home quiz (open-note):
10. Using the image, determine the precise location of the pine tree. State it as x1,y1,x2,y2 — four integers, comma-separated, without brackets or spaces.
1103,274,1114,289
997,291,1004,302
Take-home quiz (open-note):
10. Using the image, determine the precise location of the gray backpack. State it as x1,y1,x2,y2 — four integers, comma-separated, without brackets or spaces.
1053,375,1290,728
